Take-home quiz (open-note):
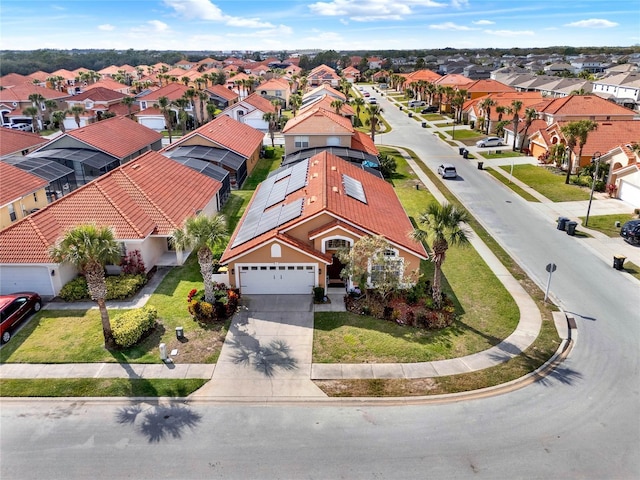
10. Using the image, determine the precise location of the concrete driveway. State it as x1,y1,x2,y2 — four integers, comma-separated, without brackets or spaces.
192,295,326,399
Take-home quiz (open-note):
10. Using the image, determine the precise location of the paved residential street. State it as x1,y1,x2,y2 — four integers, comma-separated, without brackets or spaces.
1,87,638,479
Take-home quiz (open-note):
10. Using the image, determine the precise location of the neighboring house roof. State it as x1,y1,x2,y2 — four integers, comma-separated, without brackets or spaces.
464,91,545,118
221,151,427,263
351,131,379,156
0,162,48,207
300,94,354,116
67,87,128,103
138,83,189,102
258,77,290,91
538,94,637,117
282,107,354,134
0,129,48,157
303,84,346,102
83,78,130,93
434,74,472,87
241,92,277,113
0,151,222,264
207,84,238,101
567,120,640,158
463,79,516,94
401,69,442,84
44,116,162,159
0,84,68,104
0,73,33,88
165,115,264,159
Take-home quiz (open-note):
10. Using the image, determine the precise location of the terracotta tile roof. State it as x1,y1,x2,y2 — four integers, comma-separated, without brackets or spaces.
351,130,379,155
0,73,33,88
434,74,472,87
0,129,48,157
283,107,353,134
67,87,128,102
50,69,77,81
258,78,290,91
135,106,163,117
402,69,441,84
138,83,189,102
303,84,345,101
0,151,221,264
572,120,640,158
221,151,427,263
463,79,515,93
28,71,50,83
537,95,636,117
0,84,68,103
166,115,264,158
465,92,545,119
242,92,277,113
64,116,162,159
302,95,355,116
207,84,238,101
0,162,48,206
83,79,130,92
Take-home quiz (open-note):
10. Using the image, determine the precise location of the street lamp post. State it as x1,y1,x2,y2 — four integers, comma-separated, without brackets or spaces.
585,151,601,227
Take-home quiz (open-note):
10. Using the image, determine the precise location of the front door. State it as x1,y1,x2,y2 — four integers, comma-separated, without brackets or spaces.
327,254,345,287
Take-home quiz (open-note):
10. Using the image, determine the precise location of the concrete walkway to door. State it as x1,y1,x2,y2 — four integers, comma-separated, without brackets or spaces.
191,295,326,399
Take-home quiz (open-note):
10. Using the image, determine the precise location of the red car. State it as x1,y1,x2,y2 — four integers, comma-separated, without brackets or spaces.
0,292,41,343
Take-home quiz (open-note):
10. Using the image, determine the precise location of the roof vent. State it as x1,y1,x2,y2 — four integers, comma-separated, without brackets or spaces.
312,172,318,178
332,186,339,193
131,164,140,169
331,166,337,171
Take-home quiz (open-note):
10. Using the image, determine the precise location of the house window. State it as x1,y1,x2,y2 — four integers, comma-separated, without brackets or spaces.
326,136,341,146
271,244,282,258
326,239,349,249
33,192,38,202
8,204,16,222
294,136,309,148
369,250,404,285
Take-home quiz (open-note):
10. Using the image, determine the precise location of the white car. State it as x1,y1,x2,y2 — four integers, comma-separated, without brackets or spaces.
408,100,426,108
10,123,32,132
368,98,377,104
437,164,457,179
476,137,504,148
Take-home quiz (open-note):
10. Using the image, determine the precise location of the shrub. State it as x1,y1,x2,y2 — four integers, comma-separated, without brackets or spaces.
121,250,146,275
187,284,239,325
112,306,158,348
313,286,325,303
58,274,147,302
264,146,275,158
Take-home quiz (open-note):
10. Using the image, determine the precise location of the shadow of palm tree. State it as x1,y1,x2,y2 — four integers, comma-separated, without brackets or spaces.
534,365,583,387
227,334,298,378
115,402,202,443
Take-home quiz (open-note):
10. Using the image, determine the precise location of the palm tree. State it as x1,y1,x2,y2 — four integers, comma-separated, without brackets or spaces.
22,106,38,132
560,121,582,184
479,97,496,135
52,110,67,133
171,214,228,304
495,105,509,122
155,96,173,143
351,97,365,126
330,99,344,115
290,93,302,117
263,111,279,148
197,90,209,127
43,99,58,128
206,102,216,122
519,108,537,153
69,104,85,128
411,202,471,308
174,97,189,135
576,119,599,166
49,224,121,350
181,76,190,86
364,103,384,142
510,100,523,151
120,96,135,119
28,93,45,131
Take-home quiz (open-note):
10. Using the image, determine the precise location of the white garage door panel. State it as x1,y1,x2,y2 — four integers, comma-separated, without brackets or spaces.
239,265,315,294
619,180,640,209
0,266,54,296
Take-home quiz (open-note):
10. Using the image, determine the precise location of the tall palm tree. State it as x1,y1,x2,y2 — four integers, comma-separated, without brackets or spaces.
69,104,85,128
22,106,38,132
171,214,228,304
174,97,189,135
411,202,471,308
519,107,537,153
351,97,365,126
330,99,344,115
120,96,135,119
560,121,582,184
510,100,523,151
495,105,509,122
479,97,496,135
290,93,302,117
197,90,209,127
364,103,384,142
576,119,599,164
50,224,121,350
28,93,45,131
52,110,68,133
44,99,58,127
263,111,279,148
155,96,173,143
206,102,216,122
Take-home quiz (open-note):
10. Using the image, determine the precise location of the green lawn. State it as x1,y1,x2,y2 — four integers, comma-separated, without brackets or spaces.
485,167,540,202
480,150,522,160
499,164,591,202
313,148,520,363
578,213,635,237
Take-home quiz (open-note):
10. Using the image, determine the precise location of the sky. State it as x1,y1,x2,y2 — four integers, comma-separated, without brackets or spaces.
0,0,638,52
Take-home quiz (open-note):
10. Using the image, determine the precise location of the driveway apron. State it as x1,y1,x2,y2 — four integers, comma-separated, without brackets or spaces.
192,295,326,398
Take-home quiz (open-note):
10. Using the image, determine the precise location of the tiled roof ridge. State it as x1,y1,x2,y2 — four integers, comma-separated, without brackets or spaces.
26,215,52,251
117,166,181,233
93,174,147,238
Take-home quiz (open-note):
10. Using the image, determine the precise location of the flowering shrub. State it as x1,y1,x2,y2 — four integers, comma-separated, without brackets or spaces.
121,250,146,275
606,183,618,197
187,284,240,325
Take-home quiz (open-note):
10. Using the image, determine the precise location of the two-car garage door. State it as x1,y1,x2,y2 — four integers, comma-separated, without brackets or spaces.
0,266,55,297
238,264,316,294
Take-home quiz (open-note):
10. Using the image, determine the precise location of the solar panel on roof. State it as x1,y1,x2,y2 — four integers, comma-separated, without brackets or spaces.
343,174,367,204
286,159,308,195
266,179,288,208
279,198,304,225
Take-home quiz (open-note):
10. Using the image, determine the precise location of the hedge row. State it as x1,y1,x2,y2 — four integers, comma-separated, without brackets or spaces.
59,274,147,302
112,306,158,348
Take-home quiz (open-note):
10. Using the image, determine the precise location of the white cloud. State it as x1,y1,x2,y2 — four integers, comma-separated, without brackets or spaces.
98,24,115,31
430,22,475,31
473,20,494,25
309,0,411,21
450,0,469,7
164,0,274,28
564,18,618,28
484,29,534,37
148,20,169,32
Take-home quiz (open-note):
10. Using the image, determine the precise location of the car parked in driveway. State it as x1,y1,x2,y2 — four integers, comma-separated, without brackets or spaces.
620,219,640,245
408,100,426,108
421,106,439,113
437,164,457,179
476,137,504,148
1,292,41,343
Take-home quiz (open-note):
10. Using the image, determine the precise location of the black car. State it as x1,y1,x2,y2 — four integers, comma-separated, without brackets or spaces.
421,106,439,113
620,219,640,245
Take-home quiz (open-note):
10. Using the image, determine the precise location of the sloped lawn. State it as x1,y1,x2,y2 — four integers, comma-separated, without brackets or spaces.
499,164,591,202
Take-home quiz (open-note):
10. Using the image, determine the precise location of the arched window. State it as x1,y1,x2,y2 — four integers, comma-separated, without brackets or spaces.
271,243,281,258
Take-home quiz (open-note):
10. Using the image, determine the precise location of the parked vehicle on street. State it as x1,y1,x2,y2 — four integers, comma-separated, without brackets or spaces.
620,219,640,245
421,106,439,113
368,98,377,104
437,164,457,179
363,92,370,97
476,137,504,148
408,100,426,108
0,292,41,343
